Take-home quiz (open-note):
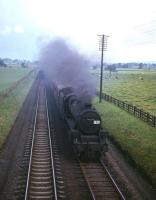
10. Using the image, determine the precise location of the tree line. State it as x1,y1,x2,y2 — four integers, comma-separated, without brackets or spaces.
0,58,38,68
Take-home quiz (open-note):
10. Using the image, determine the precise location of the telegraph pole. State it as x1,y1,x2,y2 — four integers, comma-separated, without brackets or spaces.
98,34,109,103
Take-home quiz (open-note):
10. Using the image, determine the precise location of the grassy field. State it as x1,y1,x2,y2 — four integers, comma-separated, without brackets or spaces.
0,67,32,93
94,98,156,186
0,68,36,150
93,69,156,115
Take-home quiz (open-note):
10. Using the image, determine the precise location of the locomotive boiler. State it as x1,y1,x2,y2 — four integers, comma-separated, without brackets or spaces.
53,83,107,159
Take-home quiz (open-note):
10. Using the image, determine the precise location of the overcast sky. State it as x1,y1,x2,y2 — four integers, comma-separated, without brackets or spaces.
0,0,156,62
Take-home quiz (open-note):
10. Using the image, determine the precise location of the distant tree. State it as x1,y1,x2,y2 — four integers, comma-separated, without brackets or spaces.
105,65,117,76
21,62,27,68
0,58,7,67
122,63,129,68
33,60,39,65
93,65,98,70
138,63,143,69
0,59,4,66
13,59,19,63
117,63,121,67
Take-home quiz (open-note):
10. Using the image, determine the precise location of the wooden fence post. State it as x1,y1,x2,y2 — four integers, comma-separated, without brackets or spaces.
134,106,136,115
98,92,156,128
153,116,156,126
127,104,129,111
146,112,149,123
140,109,142,119
123,102,125,109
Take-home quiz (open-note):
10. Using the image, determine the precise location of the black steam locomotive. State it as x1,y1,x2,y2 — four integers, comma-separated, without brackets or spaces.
53,83,107,159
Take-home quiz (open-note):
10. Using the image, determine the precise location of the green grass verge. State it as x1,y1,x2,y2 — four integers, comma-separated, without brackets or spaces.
93,69,156,115
94,98,156,186
0,71,36,150
0,67,32,92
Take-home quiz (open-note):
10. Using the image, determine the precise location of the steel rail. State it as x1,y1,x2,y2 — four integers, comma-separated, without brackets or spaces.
100,159,126,200
79,162,96,200
24,90,39,200
45,89,58,200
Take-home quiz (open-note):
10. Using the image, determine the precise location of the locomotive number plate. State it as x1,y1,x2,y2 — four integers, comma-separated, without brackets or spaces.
93,120,100,124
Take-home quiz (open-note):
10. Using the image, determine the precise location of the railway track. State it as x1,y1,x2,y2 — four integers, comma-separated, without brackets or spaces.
5,75,153,199
80,159,125,200
23,79,125,200
24,80,60,200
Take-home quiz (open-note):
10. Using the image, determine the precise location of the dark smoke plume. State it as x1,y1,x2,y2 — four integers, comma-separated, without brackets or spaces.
39,38,96,103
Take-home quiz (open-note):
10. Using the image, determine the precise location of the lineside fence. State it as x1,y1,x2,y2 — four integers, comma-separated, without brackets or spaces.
100,92,156,127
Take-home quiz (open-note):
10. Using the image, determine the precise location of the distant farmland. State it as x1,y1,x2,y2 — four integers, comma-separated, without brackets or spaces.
0,67,32,93
93,69,156,115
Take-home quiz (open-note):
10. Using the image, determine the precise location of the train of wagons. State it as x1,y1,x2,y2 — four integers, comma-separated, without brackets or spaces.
52,82,108,160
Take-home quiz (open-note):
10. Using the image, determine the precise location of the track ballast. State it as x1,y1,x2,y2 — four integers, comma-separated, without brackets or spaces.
80,160,125,199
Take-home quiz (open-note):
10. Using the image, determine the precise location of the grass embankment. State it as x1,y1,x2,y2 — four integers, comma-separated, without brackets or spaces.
0,70,36,150
94,98,156,186
93,70,156,115
0,67,32,92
